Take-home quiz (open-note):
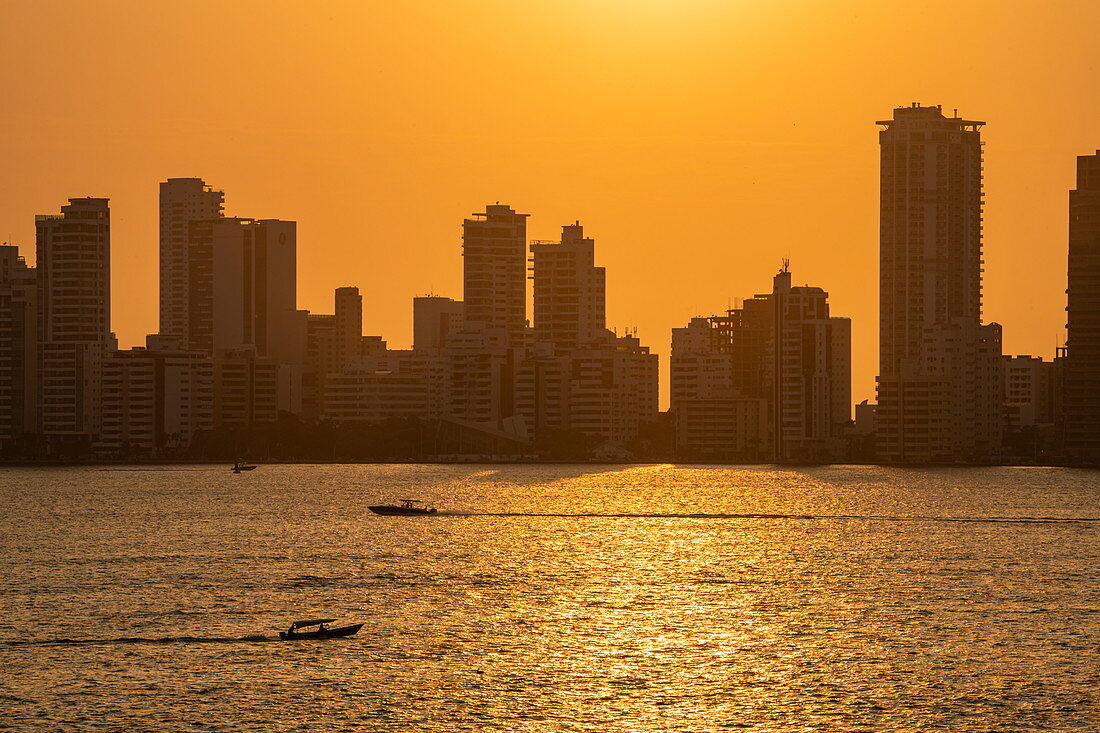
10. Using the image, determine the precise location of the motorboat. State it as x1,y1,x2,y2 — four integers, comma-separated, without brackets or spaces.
368,499,439,516
279,618,363,640
231,461,258,473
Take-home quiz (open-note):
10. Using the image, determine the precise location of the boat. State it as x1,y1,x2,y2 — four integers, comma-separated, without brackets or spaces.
368,499,439,516
231,461,257,473
279,618,363,641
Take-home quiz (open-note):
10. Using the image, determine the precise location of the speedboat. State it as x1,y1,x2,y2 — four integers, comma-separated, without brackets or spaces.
279,618,363,640
368,499,439,515
231,461,257,473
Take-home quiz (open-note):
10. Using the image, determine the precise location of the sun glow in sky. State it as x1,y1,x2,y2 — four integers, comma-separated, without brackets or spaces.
2,0,1098,406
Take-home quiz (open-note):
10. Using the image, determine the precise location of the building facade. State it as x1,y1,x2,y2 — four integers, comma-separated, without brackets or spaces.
96,336,214,456
413,296,463,353
876,104,1002,462
159,177,224,343
530,222,606,351
671,267,850,461
0,245,37,447
1064,151,1100,461
462,204,528,348
35,197,114,446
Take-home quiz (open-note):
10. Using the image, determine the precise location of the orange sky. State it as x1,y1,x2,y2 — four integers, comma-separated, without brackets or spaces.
2,0,1098,406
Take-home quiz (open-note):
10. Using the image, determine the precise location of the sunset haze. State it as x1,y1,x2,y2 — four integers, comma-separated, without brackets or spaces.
2,0,1097,404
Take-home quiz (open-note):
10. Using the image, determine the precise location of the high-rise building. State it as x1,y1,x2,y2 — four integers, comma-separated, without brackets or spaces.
1064,151,1100,461
1003,355,1056,431
770,268,852,460
515,331,659,450
212,348,279,428
671,266,850,461
96,335,214,457
159,178,224,342
413,296,463,353
462,204,528,348
875,104,1002,462
186,217,307,365
303,287,366,419
0,245,37,447
35,197,114,444
335,286,363,368
531,222,606,351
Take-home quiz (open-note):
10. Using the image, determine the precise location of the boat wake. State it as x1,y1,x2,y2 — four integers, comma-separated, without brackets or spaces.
4,635,279,646
459,512,1097,524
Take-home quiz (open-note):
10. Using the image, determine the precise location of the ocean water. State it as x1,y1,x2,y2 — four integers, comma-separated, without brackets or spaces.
0,463,1097,732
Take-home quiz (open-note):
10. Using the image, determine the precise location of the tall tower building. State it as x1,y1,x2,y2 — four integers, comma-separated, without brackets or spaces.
875,104,1001,462
35,197,114,442
462,204,528,347
186,217,304,365
413,296,463,353
335,286,363,367
670,266,849,461
1064,151,1100,460
0,245,37,446
159,178,224,342
531,222,606,351
770,267,852,461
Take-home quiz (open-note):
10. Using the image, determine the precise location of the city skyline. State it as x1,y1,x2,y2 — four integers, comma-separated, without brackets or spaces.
4,1,1098,408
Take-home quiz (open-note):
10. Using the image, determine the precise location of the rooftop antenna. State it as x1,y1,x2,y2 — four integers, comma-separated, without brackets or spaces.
781,257,790,273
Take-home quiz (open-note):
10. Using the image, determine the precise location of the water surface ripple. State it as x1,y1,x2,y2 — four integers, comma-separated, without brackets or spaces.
1,463,1097,731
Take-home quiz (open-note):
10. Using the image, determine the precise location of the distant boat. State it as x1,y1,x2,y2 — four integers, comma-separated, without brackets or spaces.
368,499,439,516
231,461,257,473
279,618,363,641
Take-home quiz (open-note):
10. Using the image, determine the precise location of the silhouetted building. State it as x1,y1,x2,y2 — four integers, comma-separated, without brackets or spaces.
442,325,516,426
0,245,37,447
519,222,657,451
531,223,606,351
303,287,365,419
462,204,528,348
1003,355,1056,431
1064,151,1100,461
770,268,852,460
854,400,876,435
212,348,278,428
875,104,1002,462
672,266,850,461
186,217,306,414
186,218,304,359
516,331,658,450
670,317,768,460
413,295,463,353
96,335,213,457
36,197,115,447
335,286,363,368
159,178,224,343
304,314,337,419
324,349,433,424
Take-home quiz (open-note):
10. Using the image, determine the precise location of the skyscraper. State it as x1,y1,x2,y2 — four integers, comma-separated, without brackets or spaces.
531,222,606,351
671,266,850,461
334,286,363,369
35,197,114,444
0,245,37,447
462,204,528,348
159,178,224,342
875,104,1002,462
413,296,463,353
1064,151,1100,460
770,267,852,460
186,217,304,364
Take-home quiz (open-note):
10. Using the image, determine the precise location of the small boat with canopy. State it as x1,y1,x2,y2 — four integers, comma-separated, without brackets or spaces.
368,499,439,516
279,618,363,640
